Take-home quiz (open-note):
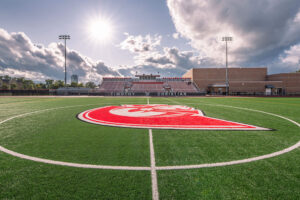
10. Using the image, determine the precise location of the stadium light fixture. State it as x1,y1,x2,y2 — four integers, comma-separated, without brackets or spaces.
222,36,233,96
59,35,71,86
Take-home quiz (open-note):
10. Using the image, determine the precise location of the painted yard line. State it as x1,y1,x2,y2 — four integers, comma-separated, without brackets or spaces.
1,98,300,174
157,97,300,170
147,97,159,200
156,140,300,170
0,101,149,126
0,145,150,170
149,129,159,200
0,102,152,170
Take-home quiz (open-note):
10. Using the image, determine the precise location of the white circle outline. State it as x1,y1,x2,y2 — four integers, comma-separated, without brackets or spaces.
0,103,299,171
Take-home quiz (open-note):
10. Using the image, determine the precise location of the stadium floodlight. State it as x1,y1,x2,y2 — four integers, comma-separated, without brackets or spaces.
222,36,233,95
59,35,71,86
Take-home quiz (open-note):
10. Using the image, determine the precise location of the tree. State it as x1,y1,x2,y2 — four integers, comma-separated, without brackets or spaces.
16,77,25,83
2,75,11,83
23,80,35,89
53,80,65,89
78,83,84,87
36,83,46,89
85,81,96,88
45,79,54,89
70,82,78,87
10,83,17,90
1,84,8,90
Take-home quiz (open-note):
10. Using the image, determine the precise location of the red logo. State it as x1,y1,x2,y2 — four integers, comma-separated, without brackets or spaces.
77,104,269,130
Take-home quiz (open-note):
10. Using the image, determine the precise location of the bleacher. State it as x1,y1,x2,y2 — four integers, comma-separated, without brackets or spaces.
166,81,198,93
98,80,127,93
131,82,165,92
97,74,201,96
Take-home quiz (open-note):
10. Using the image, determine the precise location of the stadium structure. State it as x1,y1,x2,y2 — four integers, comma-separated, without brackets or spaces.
96,74,201,96
94,67,300,96
6,67,298,96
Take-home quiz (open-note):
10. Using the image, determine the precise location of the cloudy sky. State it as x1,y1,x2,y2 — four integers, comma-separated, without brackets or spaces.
0,0,300,83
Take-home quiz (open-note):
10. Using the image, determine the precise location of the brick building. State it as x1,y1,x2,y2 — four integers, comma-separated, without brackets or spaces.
183,67,300,95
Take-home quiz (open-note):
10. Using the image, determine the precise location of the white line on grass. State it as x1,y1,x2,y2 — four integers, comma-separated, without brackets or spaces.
149,129,159,200
147,97,159,200
158,97,300,170
0,145,150,170
0,102,152,171
0,99,299,173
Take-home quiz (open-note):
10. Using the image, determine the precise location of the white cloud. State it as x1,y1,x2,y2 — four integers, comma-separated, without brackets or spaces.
0,68,50,82
119,33,223,77
280,44,300,65
167,0,300,70
0,28,119,83
119,33,162,53
172,33,179,39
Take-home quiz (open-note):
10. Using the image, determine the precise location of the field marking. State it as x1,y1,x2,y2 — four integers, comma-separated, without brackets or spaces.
158,98,300,169
149,129,159,200
77,104,269,130
147,97,159,200
0,102,151,171
0,99,299,173
0,145,150,170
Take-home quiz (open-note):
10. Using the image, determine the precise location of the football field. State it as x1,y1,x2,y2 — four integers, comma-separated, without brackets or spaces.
0,96,300,199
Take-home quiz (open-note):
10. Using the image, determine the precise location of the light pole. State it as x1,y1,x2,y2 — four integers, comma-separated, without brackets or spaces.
222,36,232,95
59,34,70,86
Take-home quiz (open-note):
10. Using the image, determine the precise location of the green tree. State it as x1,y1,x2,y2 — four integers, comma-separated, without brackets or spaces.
3,75,11,81
10,83,17,90
36,83,47,89
78,83,84,87
70,82,78,87
53,80,65,89
85,81,96,88
23,80,35,90
45,79,54,89
1,84,8,90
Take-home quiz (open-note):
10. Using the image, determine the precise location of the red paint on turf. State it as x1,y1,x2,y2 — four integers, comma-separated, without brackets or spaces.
78,105,268,130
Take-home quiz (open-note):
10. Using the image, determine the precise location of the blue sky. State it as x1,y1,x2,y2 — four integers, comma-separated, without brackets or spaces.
0,0,190,66
0,0,300,83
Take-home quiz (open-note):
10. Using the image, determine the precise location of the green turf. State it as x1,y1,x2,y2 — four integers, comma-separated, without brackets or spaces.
1,106,150,166
0,96,300,199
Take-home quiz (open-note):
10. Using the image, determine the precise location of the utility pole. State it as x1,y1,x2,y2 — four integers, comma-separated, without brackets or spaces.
222,36,232,95
59,35,70,86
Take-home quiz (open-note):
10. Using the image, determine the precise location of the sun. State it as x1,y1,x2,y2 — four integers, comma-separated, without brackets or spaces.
88,17,113,42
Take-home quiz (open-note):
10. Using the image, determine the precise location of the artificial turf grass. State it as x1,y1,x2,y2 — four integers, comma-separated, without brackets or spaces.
1,96,299,167
0,153,152,200
157,147,300,200
0,96,300,199
151,98,300,166
0,104,150,166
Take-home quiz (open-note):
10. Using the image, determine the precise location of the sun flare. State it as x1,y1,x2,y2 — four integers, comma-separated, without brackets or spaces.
88,17,113,42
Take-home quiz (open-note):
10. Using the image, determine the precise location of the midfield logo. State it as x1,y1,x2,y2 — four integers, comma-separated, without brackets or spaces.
77,104,270,130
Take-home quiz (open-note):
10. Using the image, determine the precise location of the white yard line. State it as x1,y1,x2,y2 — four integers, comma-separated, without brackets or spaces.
0,102,152,171
156,140,300,170
0,97,299,194
149,129,159,200
0,145,150,170
160,97,300,169
147,97,159,200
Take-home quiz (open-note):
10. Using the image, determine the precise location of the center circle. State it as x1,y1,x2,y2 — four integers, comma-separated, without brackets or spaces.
0,103,299,170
